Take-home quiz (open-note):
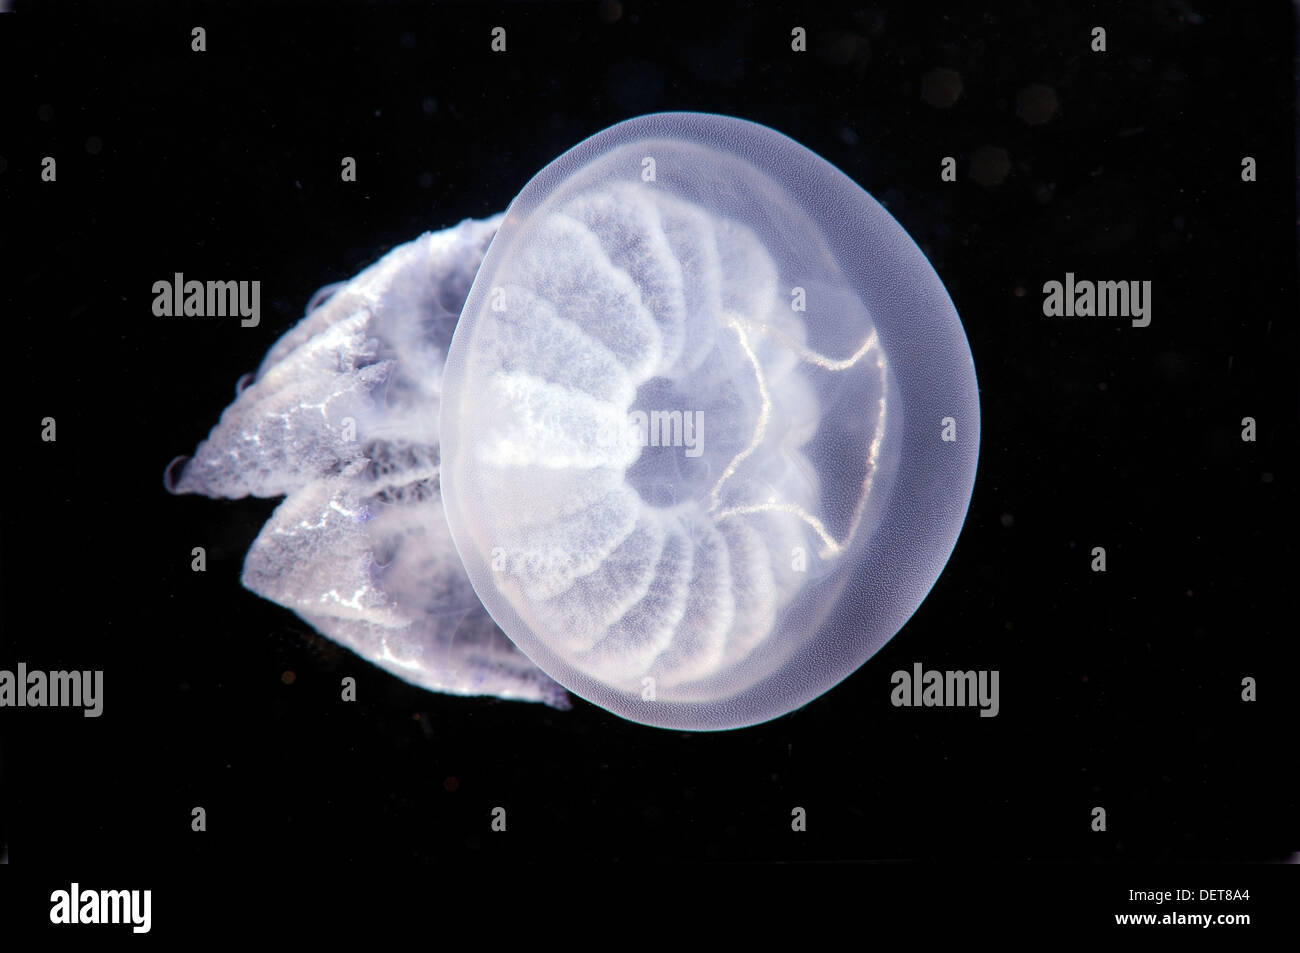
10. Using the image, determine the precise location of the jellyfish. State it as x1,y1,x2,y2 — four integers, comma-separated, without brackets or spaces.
167,112,979,730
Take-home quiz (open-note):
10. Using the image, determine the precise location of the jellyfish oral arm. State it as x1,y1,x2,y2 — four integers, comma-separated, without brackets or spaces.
168,215,570,709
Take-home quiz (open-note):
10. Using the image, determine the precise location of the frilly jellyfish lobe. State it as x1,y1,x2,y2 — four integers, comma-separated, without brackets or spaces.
169,217,570,708
439,113,979,730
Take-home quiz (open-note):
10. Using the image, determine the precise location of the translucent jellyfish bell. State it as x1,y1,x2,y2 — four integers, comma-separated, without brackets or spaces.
439,112,980,730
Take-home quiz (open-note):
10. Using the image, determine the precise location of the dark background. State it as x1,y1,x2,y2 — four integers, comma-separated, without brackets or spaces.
1,0,1295,875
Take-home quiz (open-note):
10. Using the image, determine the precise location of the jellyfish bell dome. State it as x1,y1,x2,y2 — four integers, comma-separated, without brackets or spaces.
438,112,980,730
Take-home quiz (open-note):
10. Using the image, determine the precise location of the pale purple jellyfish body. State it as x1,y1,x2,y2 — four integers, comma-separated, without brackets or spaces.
169,112,979,730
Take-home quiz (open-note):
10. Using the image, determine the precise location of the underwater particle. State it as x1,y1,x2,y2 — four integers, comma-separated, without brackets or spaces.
921,68,963,108
970,145,1011,187
1016,84,1059,125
